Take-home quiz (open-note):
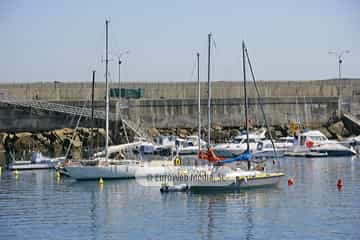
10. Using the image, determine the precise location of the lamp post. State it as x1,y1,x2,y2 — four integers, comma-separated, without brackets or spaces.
328,50,350,116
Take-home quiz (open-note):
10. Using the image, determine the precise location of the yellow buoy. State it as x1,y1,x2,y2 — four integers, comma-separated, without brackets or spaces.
14,169,19,176
99,177,104,185
174,157,182,166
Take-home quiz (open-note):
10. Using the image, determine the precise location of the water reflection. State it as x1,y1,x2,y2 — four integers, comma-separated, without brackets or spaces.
186,187,282,240
0,156,359,240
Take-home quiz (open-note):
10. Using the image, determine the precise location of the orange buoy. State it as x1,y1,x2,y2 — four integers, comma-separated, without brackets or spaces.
288,178,295,186
337,179,343,188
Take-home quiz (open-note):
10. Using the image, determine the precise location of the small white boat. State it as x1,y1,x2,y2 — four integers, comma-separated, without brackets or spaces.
213,129,266,156
285,130,356,157
9,152,65,170
174,135,207,155
131,135,176,156
253,140,287,159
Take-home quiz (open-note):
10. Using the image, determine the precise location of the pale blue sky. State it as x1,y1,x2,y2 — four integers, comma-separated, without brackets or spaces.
1,0,359,83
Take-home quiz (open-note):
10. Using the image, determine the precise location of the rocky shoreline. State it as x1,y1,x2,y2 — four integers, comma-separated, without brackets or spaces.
0,128,107,165
147,116,353,142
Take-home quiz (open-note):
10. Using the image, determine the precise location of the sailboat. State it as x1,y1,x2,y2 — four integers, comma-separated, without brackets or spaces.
163,40,284,191
66,21,173,180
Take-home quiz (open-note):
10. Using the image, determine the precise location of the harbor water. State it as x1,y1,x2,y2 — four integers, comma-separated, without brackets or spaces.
0,157,359,240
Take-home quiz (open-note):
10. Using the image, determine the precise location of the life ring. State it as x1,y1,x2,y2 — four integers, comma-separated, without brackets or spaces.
174,157,182,166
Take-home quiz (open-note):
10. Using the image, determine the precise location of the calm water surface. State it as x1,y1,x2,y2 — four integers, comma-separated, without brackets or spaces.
1,157,360,240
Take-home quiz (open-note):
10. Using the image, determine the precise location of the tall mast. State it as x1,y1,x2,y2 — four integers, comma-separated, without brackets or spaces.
91,70,96,152
207,33,212,149
242,41,250,170
105,20,109,160
197,52,201,154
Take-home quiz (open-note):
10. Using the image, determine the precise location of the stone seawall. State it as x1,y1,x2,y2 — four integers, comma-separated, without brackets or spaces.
1,79,359,101
125,96,360,129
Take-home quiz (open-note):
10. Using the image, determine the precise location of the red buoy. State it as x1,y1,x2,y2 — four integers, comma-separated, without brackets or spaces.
337,179,343,189
288,178,295,186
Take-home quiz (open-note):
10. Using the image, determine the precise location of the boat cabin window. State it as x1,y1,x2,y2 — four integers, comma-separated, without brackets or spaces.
278,138,294,143
264,143,273,148
309,136,327,142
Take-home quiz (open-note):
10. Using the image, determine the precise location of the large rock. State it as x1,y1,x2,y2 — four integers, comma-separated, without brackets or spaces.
0,133,6,144
53,144,63,157
148,128,160,138
212,129,229,143
72,135,82,148
212,124,223,131
54,129,67,142
15,132,32,138
328,121,350,139
14,135,37,150
178,129,189,138
92,129,106,147
78,128,90,138
62,128,75,135
229,129,240,138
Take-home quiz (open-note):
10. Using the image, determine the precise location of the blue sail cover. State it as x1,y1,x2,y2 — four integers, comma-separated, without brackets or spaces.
219,149,252,164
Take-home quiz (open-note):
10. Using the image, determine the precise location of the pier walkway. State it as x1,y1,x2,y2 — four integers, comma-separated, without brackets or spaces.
0,91,147,138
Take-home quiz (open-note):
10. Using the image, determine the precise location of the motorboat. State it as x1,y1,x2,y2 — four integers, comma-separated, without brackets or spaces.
174,135,207,155
132,135,206,157
213,129,266,156
253,140,285,159
312,143,356,157
253,137,294,159
285,130,356,157
132,135,177,156
275,137,295,150
9,152,65,170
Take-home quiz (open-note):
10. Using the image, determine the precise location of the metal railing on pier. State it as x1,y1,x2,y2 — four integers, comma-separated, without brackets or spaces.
0,91,147,139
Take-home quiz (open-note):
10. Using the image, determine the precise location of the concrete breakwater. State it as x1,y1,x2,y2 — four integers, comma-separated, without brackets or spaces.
1,79,359,101
1,79,360,133
1,96,360,132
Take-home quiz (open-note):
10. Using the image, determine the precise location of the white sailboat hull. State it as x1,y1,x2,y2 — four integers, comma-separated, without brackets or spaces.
236,175,283,188
66,165,136,180
189,174,284,190
66,162,172,180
